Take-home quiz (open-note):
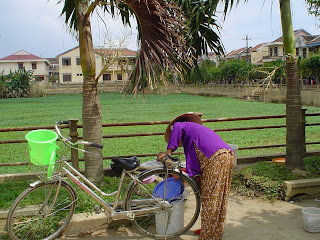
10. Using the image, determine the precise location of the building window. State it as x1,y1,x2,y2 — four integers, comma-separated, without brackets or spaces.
76,57,81,65
269,48,273,57
117,73,122,81
32,63,37,70
274,47,278,56
35,76,44,81
63,74,72,82
118,59,127,65
129,58,135,64
103,73,111,81
18,63,23,70
62,58,71,66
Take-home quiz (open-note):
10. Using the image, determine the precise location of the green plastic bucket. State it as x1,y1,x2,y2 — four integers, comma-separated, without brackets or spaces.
26,130,59,179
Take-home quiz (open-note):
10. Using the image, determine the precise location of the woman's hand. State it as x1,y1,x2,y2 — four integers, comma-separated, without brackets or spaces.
156,152,167,162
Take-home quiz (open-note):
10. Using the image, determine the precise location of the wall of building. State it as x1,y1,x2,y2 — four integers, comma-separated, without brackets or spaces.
0,61,48,75
58,48,83,84
58,48,133,84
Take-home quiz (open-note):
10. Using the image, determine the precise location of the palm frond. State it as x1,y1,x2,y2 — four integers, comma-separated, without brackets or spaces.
59,0,78,32
119,0,194,93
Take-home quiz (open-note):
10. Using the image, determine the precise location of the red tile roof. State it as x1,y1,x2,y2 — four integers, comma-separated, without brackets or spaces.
272,29,311,43
249,43,267,52
226,47,247,57
0,50,44,61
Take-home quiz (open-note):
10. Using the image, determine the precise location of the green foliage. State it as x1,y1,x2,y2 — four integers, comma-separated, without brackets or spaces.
189,60,220,84
306,0,320,21
241,161,294,181
188,59,286,84
0,180,33,209
218,60,253,83
233,157,320,201
233,162,290,201
303,156,320,175
299,54,320,79
0,72,6,96
48,75,58,83
0,69,34,98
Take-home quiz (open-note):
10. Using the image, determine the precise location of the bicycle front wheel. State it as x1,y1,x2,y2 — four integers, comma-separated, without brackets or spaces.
6,180,77,240
125,168,201,239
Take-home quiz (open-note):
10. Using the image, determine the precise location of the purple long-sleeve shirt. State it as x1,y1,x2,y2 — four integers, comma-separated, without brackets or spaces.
167,122,232,177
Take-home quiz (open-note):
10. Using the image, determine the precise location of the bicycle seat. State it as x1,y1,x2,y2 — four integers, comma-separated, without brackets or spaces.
111,156,140,171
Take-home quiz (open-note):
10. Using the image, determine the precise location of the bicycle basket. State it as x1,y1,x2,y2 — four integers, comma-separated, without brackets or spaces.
26,129,60,179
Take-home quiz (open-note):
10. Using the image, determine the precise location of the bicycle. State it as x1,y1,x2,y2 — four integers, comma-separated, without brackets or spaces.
6,120,201,240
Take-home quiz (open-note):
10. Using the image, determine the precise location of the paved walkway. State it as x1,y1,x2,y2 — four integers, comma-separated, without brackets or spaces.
58,192,320,240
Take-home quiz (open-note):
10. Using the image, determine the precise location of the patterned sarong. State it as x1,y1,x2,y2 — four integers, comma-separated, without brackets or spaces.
194,146,235,240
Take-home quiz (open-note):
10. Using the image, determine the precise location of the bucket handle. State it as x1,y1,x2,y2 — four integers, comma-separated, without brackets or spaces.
47,144,60,179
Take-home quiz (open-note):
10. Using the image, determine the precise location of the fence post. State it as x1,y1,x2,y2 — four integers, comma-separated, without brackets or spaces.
69,119,79,170
302,108,307,157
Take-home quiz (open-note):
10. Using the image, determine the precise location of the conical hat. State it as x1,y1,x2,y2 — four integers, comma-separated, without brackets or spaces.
164,113,202,144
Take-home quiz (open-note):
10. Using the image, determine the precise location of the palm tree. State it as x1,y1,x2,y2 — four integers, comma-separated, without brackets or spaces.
59,0,239,184
279,0,305,169
58,0,105,185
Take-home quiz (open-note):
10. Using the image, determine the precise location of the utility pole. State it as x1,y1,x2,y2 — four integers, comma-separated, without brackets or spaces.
242,34,251,66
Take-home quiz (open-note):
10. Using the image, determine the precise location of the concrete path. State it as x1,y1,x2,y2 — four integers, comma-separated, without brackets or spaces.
58,192,320,240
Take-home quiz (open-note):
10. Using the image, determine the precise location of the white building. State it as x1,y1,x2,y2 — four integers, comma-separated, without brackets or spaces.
56,46,137,84
0,50,50,83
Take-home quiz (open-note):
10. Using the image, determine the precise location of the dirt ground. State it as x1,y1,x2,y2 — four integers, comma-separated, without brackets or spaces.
57,191,320,240
1,192,319,240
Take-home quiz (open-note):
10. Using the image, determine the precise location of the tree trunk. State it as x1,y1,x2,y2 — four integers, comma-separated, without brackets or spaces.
76,0,104,185
279,0,305,169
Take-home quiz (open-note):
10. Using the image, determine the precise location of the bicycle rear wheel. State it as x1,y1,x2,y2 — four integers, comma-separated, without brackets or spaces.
125,168,201,239
6,180,77,240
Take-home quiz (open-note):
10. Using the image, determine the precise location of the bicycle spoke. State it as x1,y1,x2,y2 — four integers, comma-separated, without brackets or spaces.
7,181,76,240
125,169,200,239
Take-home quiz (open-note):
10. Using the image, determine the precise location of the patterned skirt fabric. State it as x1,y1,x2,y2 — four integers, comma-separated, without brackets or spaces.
194,146,235,240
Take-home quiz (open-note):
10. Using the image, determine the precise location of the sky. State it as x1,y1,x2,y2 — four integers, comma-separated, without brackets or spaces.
0,0,319,59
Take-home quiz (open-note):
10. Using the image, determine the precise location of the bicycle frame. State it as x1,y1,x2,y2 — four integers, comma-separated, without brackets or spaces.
40,157,166,223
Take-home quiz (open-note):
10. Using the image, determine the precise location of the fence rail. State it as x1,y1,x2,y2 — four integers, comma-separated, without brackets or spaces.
1,112,320,169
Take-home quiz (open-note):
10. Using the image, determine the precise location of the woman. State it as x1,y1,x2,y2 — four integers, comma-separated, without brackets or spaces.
157,113,235,240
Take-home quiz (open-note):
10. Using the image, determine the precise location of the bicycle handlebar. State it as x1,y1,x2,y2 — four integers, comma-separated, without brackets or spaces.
162,154,180,169
55,121,104,149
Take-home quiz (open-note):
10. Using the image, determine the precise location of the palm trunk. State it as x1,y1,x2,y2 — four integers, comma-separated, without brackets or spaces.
280,0,304,169
76,0,104,185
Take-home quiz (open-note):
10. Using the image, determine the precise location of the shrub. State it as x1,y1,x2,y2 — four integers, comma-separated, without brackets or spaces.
303,156,320,175
0,69,35,98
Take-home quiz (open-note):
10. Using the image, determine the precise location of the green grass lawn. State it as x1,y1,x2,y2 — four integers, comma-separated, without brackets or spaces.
1,93,320,174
